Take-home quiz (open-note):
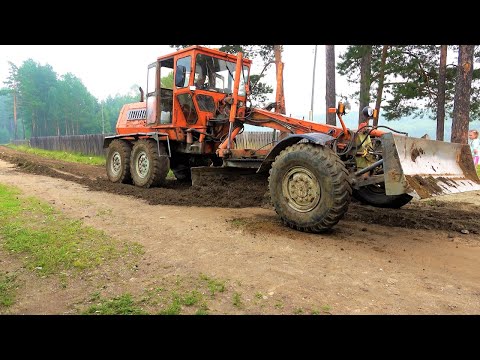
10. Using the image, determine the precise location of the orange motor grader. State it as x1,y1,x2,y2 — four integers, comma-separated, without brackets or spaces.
104,45,480,233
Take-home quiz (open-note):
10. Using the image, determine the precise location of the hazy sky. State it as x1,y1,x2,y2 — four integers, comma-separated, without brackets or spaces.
0,45,350,120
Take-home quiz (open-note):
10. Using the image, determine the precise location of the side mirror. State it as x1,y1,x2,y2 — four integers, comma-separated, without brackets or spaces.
175,65,186,88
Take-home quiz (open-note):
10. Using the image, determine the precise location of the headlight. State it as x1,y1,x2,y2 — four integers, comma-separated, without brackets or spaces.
362,106,374,118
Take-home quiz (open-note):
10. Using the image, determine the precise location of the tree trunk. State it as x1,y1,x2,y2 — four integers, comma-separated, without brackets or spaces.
451,45,474,144
21,119,26,140
325,45,336,125
373,45,389,127
436,45,447,141
358,45,372,125
274,45,287,140
274,45,286,115
32,110,36,137
13,91,17,140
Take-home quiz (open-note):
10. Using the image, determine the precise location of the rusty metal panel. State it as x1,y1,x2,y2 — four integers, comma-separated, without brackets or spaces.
382,133,480,199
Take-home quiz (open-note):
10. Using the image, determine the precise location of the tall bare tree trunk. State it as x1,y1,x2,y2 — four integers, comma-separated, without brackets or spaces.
32,111,36,137
274,45,287,140
21,119,26,140
274,45,286,115
325,45,336,125
358,45,372,125
451,45,474,144
436,45,447,141
13,91,17,140
373,45,389,127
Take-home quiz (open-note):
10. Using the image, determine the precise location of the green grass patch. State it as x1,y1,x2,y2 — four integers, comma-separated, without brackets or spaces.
476,165,480,177
199,273,226,297
157,290,205,315
229,218,248,227
0,184,21,217
0,183,142,275
0,273,17,308
6,145,105,166
158,293,183,315
232,292,243,308
158,290,204,315
321,305,332,313
92,287,207,315
84,294,148,315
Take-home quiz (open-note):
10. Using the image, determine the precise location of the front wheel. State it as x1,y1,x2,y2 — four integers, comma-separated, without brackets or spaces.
353,184,412,208
130,139,169,188
269,143,352,233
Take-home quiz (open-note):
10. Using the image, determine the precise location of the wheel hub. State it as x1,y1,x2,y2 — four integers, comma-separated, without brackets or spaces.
282,167,321,212
111,152,121,175
136,151,150,178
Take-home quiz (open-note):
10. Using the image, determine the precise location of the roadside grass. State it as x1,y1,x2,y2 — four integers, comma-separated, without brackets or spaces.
83,294,148,315
232,292,243,308
84,289,207,315
80,271,330,315
6,145,105,166
84,274,225,315
0,183,143,276
6,144,178,178
0,273,17,308
199,273,225,296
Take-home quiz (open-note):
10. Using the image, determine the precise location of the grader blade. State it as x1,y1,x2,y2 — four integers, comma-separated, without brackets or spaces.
382,133,480,199
191,166,263,187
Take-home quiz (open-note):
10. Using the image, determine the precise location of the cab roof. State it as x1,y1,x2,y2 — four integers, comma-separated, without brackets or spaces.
158,45,252,65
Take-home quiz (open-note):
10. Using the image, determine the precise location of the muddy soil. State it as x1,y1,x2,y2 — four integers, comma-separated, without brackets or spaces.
1,145,480,315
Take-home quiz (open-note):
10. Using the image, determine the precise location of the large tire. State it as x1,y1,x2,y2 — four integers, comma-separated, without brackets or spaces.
269,143,352,233
106,139,132,184
130,139,169,188
353,184,412,208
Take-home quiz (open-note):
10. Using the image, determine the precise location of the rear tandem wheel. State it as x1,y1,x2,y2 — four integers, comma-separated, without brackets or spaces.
130,139,170,188
106,139,132,184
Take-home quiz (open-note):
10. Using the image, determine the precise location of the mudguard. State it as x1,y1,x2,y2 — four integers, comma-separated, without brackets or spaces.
256,133,335,173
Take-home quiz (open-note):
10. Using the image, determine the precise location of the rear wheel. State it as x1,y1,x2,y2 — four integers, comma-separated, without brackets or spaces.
106,139,132,184
269,143,352,233
130,139,169,188
353,184,412,208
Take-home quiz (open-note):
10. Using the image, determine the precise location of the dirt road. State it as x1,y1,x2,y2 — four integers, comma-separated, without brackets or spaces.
1,145,479,314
